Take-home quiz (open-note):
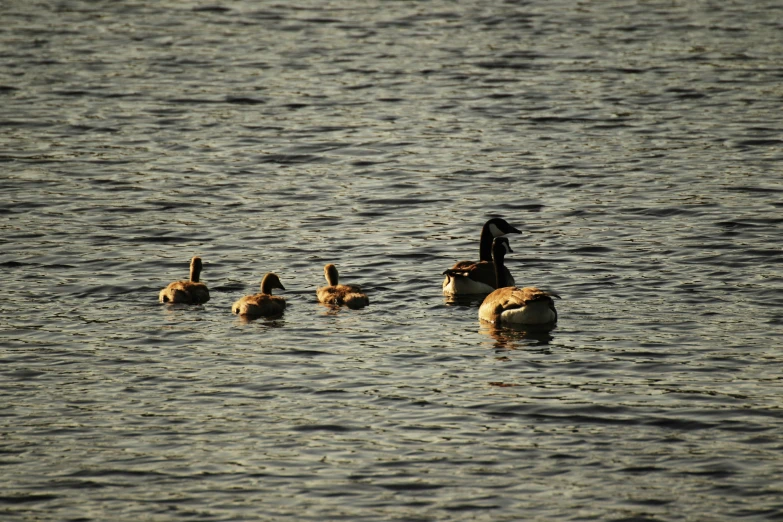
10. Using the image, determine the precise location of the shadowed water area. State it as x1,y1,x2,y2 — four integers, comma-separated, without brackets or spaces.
2,0,783,520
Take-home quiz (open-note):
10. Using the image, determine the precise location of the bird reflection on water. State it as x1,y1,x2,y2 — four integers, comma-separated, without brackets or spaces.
318,303,344,316
443,293,487,308
480,322,556,351
235,315,287,327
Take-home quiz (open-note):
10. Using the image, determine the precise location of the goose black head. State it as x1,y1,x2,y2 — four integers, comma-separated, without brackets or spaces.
485,218,522,238
492,236,513,258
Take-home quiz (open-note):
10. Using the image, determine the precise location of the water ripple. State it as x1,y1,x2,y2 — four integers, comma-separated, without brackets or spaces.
1,0,782,520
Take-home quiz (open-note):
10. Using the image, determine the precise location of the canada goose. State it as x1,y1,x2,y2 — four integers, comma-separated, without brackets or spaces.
442,217,521,295
231,272,286,318
478,237,559,325
159,256,210,304
316,264,369,309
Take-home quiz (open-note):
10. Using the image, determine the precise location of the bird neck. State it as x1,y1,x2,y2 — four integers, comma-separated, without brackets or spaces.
479,225,494,262
190,265,201,283
493,251,508,289
325,266,339,286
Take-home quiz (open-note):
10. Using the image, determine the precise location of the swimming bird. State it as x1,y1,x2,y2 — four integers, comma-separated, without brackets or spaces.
316,263,369,309
478,237,559,325
442,217,521,295
231,272,286,318
159,256,210,304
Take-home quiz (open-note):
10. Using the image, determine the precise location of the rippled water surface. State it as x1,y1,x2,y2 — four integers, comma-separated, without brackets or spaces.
3,1,783,520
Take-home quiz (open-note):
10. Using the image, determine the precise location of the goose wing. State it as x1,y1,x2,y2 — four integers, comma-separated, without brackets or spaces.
443,260,496,286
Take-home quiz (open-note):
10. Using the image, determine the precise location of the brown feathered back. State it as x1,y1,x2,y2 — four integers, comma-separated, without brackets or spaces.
479,286,558,325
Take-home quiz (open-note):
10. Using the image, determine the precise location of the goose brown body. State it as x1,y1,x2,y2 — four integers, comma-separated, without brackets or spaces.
159,256,210,304
478,237,559,326
317,264,369,309
479,286,559,325
232,273,286,318
443,218,521,295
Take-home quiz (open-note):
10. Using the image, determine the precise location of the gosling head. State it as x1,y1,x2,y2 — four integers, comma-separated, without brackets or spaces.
260,272,285,294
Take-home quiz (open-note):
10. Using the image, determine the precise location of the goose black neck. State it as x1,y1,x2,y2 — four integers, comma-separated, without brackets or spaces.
493,248,508,289
479,225,494,262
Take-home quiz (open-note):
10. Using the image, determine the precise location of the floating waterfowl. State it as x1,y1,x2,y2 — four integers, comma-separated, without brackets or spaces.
232,272,286,318
442,217,521,295
478,237,559,325
316,264,369,309
159,256,210,304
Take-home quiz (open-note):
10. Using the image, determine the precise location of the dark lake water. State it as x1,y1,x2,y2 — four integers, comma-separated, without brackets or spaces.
2,1,783,520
